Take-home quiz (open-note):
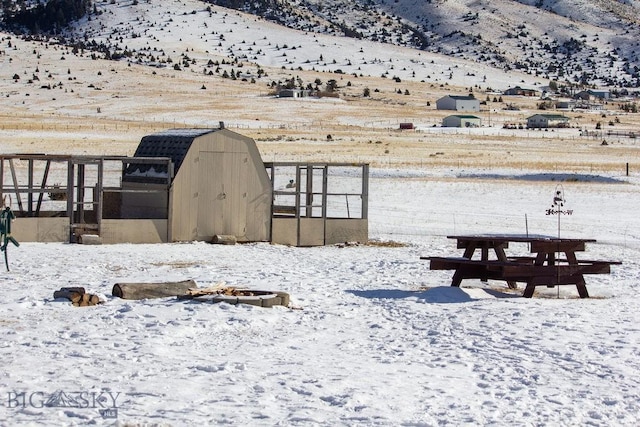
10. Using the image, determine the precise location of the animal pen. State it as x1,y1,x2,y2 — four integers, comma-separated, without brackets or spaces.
0,128,369,246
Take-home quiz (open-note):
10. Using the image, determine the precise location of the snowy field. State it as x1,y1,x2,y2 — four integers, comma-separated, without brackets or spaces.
1,167,639,426
1,0,639,425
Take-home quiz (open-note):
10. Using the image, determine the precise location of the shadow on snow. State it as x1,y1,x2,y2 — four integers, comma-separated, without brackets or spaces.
347,286,521,304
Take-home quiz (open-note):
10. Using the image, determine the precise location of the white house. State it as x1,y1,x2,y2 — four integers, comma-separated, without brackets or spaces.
278,88,311,98
436,95,480,112
442,115,482,128
526,114,570,129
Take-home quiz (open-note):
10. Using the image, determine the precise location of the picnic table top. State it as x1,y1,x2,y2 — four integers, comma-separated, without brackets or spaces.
447,234,597,244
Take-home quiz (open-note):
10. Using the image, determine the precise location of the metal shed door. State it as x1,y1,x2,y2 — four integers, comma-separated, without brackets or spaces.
197,151,248,238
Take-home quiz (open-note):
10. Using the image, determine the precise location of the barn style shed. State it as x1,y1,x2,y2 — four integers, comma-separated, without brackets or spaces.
124,128,272,242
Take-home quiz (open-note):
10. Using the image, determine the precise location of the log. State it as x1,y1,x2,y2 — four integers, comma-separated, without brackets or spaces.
112,279,196,300
211,235,237,245
53,287,86,302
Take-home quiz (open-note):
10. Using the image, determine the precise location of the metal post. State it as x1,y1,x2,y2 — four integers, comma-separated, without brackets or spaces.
295,165,302,246
306,165,313,218
77,163,85,226
27,159,33,217
0,156,3,206
66,160,74,242
322,165,328,244
96,159,103,236
361,164,369,220
35,160,51,215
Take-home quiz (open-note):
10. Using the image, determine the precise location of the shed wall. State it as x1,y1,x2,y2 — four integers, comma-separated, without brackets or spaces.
271,218,368,246
455,100,480,112
13,218,68,242
436,97,456,110
443,116,461,127
325,219,368,245
101,219,167,243
169,130,271,242
120,183,168,219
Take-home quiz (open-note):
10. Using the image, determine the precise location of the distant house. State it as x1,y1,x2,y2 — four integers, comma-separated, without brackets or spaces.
574,91,594,101
526,114,570,129
436,95,480,112
504,86,539,97
589,89,610,100
442,115,481,128
575,102,604,111
556,100,577,109
278,88,311,98
574,89,610,101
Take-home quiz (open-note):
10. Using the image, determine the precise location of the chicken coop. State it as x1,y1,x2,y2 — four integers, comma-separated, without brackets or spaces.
124,127,272,242
1,126,369,245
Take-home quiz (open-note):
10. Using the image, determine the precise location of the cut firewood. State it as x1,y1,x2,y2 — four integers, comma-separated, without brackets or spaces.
54,287,101,306
53,287,86,302
181,283,251,298
185,282,227,296
73,294,101,307
112,279,196,300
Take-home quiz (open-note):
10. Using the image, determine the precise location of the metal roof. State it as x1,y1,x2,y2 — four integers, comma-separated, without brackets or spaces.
124,128,220,182
134,128,219,172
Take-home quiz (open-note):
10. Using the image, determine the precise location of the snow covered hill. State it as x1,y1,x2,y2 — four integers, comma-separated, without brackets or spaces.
202,0,640,87
3,0,638,89
57,0,539,91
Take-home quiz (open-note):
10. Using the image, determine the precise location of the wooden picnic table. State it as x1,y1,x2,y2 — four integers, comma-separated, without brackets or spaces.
424,234,621,298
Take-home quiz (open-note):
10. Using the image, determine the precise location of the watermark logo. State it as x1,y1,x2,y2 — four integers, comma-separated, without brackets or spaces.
7,390,120,419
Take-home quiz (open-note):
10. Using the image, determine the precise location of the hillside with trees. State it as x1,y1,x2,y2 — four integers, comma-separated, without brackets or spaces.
1,0,92,34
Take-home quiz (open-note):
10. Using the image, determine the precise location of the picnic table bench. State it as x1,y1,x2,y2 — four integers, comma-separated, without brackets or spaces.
422,235,621,298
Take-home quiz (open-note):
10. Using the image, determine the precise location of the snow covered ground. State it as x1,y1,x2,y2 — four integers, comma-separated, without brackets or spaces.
1,1,639,425
1,167,639,426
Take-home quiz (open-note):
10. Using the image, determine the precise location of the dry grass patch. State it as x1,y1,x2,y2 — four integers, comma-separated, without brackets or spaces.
365,239,409,248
